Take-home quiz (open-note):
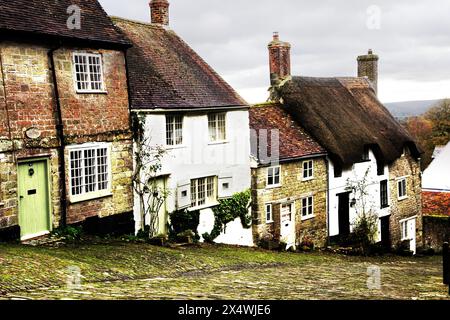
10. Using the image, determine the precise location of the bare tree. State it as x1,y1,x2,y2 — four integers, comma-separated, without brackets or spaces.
132,113,169,238
346,168,379,252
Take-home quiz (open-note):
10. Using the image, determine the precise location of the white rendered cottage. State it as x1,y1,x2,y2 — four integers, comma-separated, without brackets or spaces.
113,2,253,246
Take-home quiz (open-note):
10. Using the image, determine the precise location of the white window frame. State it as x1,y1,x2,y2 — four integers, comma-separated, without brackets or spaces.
301,196,314,220
208,112,227,143
190,176,217,209
165,115,184,147
397,177,408,200
302,160,314,180
72,52,106,93
265,204,273,223
67,142,112,203
266,166,281,188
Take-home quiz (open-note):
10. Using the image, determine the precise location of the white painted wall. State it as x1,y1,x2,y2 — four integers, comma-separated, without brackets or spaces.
328,149,390,240
133,109,253,246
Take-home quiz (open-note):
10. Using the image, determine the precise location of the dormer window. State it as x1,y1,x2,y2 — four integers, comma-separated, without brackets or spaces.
362,147,370,161
73,53,105,93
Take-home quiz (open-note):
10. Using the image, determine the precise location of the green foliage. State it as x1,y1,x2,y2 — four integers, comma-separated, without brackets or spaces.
203,190,252,243
168,209,200,242
52,225,83,242
350,214,379,255
403,99,450,169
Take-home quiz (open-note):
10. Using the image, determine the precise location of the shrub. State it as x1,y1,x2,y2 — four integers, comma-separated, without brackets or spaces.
52,225,83,242
168,209,200,242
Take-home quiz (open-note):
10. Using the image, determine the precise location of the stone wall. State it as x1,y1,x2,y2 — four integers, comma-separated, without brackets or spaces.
388,152,423,249
423,216,450,252
252,157,328,248
0,41,133,238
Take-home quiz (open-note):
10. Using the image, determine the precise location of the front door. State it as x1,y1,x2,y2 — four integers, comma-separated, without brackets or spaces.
338,192,350,239
401,217,417,254
380,216,391,251
280,202,295,249
155,177,168,235
18,160,51,240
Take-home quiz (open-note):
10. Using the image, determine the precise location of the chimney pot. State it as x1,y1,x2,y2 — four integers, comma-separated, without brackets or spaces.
268,33,291,86
273,32,279,41
150,0,170,26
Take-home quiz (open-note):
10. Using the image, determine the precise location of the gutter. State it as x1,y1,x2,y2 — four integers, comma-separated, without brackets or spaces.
130,105,250,113
48,45,68,228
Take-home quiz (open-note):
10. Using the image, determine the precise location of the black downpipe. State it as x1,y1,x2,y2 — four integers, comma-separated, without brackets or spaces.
325,157,331,247
48,46,68,228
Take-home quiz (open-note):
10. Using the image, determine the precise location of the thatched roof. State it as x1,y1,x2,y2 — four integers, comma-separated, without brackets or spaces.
113,17,247,110
278,76,421,166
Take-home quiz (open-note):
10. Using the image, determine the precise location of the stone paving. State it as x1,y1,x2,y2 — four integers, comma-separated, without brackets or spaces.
0,241,449,300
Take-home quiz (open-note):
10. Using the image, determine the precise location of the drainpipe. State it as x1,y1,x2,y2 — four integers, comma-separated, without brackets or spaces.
48,46,68,228
325,157,330,247
0,44,16,163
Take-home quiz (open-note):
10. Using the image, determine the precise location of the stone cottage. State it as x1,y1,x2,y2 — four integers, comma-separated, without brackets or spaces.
113,0,253,245
263,33,423,253
0,0,134,241
250,103,328,249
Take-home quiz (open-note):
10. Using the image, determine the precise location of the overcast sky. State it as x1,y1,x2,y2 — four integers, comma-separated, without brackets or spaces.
99,0,450,104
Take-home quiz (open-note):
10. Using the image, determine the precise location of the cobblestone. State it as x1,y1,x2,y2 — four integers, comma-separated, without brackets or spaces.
0,241,448,300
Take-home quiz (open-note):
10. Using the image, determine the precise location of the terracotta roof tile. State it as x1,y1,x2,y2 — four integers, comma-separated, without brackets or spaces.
422,191,450,216
249,103,326,162
113,17,247,110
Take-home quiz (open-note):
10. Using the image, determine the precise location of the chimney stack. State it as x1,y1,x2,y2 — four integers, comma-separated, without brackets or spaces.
150,0,170,26
357,49,379,95
268,32,291,86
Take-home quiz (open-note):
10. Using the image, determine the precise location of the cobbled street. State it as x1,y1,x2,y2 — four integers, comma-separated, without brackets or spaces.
0,241,448,300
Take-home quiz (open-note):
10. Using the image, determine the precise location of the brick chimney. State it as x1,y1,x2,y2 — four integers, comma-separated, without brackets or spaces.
357,49,379,95
268,32,291,86
150,0,169,26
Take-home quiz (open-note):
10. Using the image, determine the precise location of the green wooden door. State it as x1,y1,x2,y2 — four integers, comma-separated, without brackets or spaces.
18,160,50,239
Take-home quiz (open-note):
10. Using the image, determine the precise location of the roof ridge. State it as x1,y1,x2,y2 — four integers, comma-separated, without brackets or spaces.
110,16,167,30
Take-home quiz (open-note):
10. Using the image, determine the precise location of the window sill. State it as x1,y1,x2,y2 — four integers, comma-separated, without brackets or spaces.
0,202,4,207
208,140,229,146
302,177,314,182
188,202,219,212
69,192,113,204
381,205,390,209
266,220,274,224
301,215,315,221
398,196,408,201
266,184,281,190
76,90,108,95
165,144,187,150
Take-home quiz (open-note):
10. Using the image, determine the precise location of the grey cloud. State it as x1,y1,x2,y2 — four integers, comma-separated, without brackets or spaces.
99,0,450,102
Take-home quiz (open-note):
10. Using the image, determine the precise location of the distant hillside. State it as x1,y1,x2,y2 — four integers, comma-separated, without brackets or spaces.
384,99,442,120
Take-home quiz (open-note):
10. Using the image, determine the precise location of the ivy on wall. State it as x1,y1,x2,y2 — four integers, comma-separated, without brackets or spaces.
203,189,252,243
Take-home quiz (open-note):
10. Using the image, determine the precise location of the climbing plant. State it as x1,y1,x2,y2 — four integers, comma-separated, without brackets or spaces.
132,113,169,238
202,189,252,243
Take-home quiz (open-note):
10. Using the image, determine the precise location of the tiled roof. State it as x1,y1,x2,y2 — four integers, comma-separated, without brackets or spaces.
422,191,450,216
0,0,130,47
279,76,421,166
113,17,247,110
249,103,326,162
